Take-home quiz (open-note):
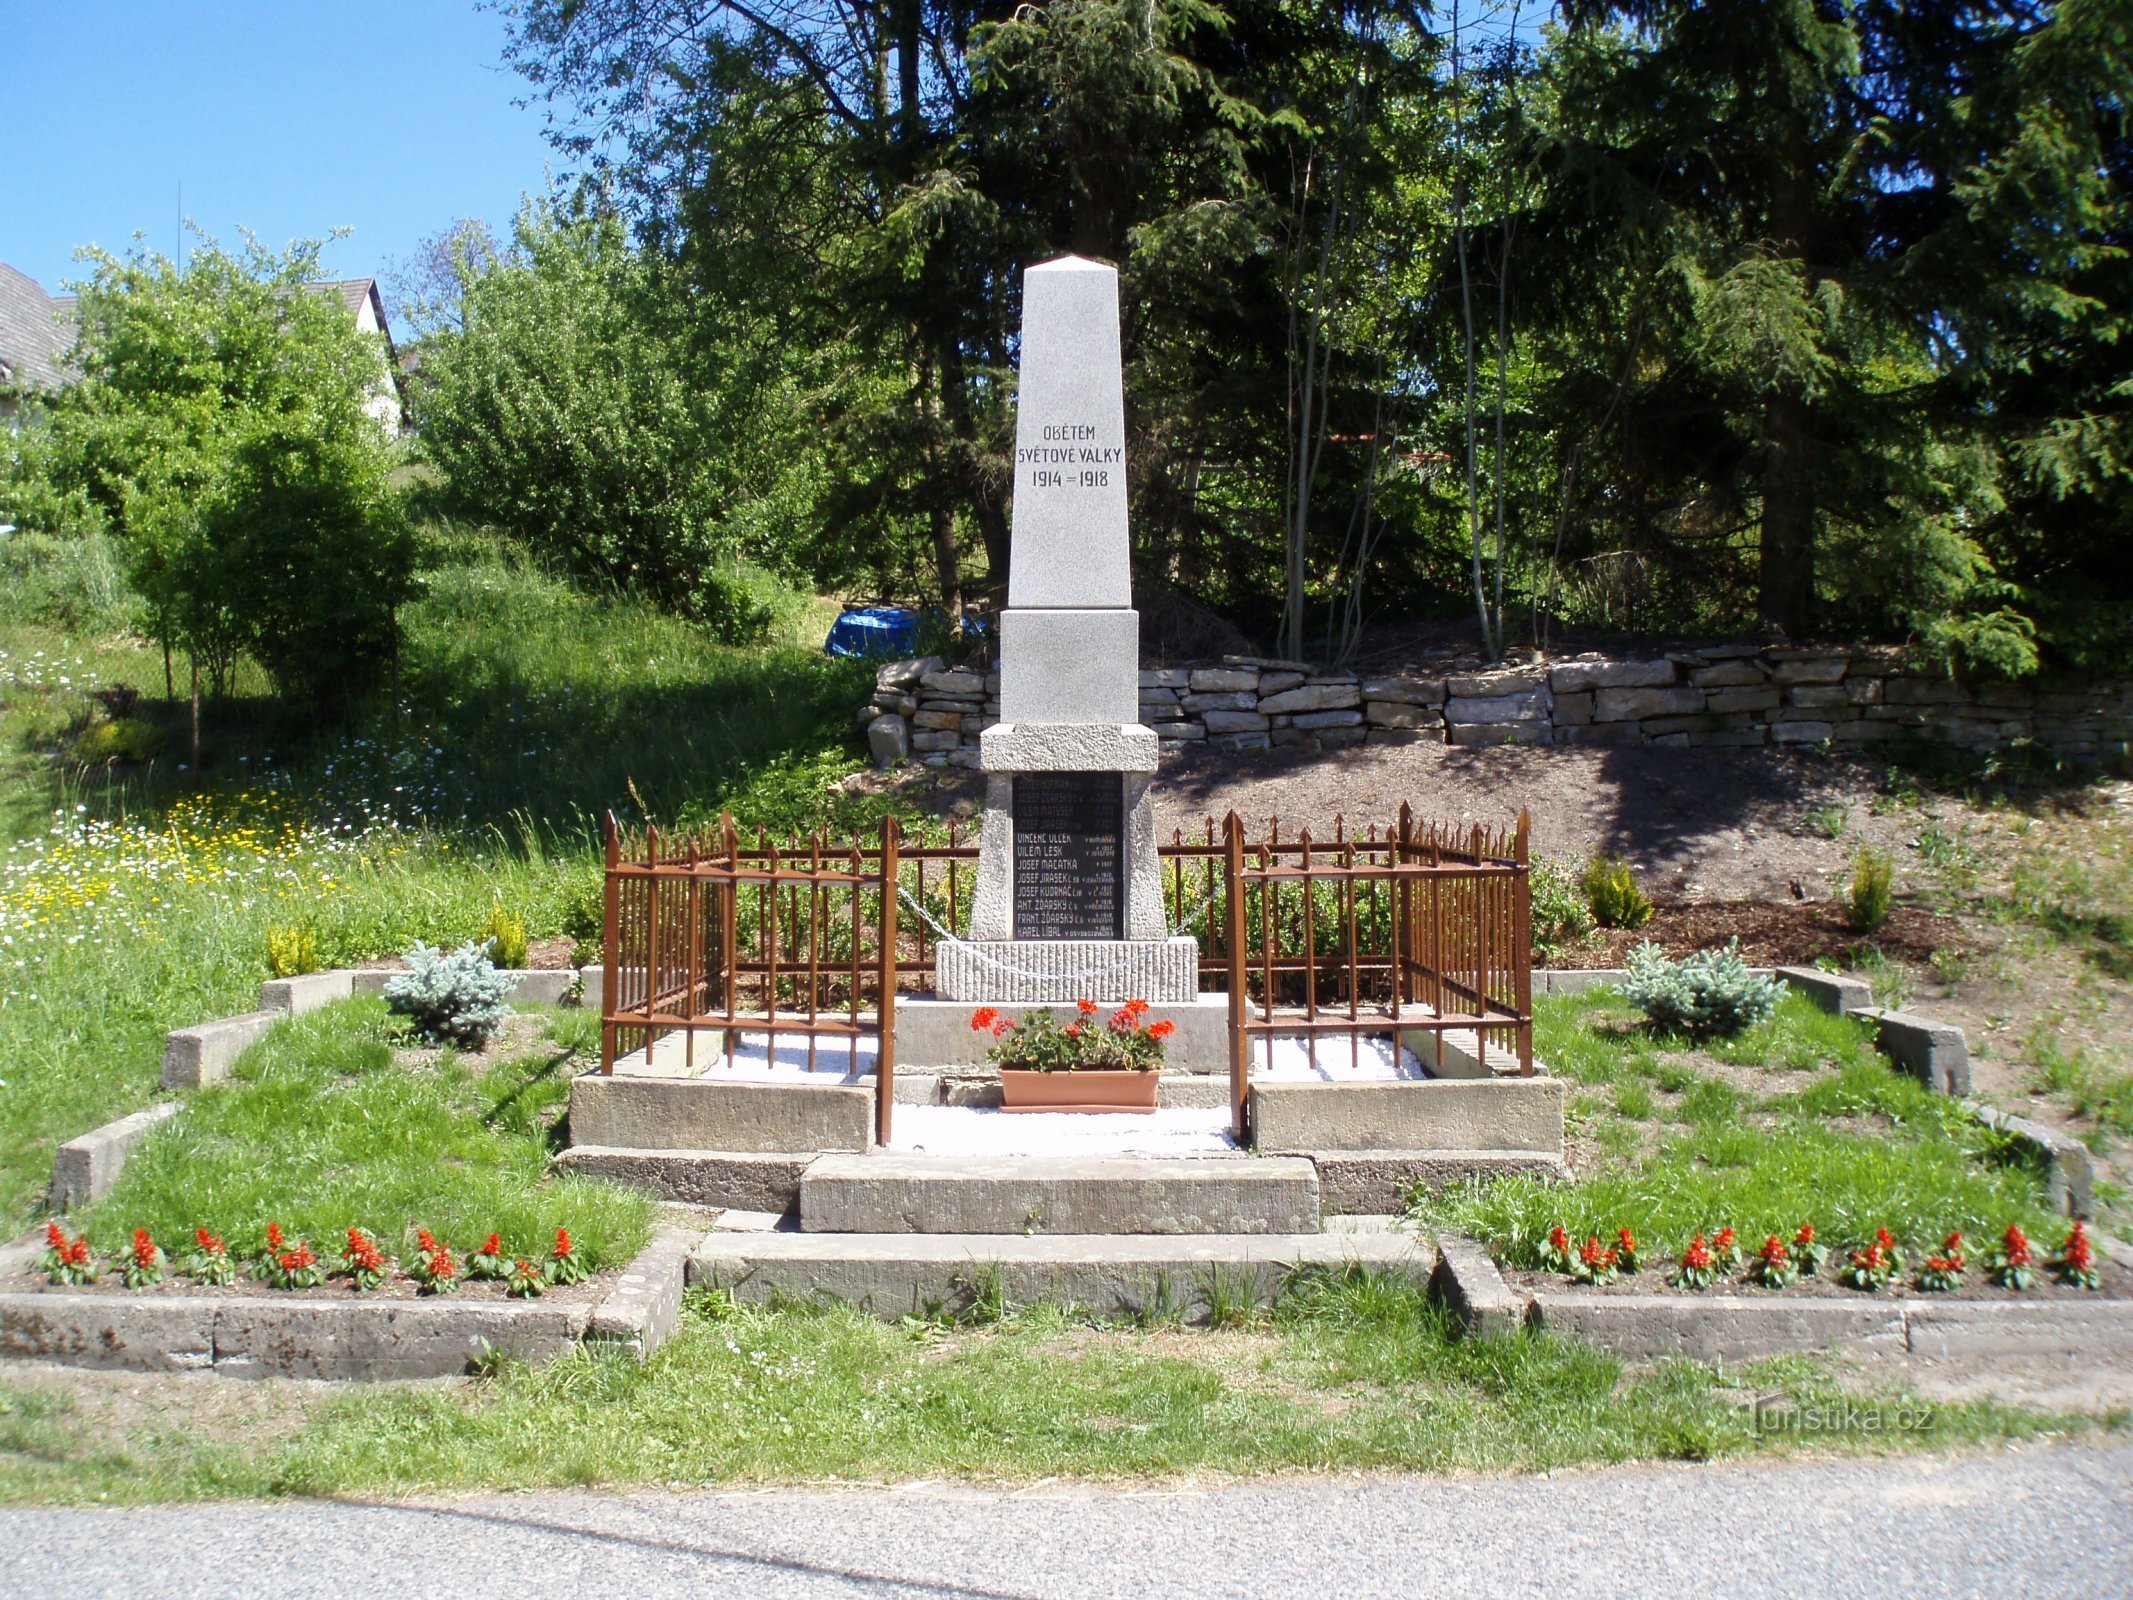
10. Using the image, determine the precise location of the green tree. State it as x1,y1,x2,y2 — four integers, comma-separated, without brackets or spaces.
411,197,816,635
4,231,414,712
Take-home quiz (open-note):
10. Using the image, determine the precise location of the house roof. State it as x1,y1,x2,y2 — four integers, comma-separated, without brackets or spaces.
0,261,73,396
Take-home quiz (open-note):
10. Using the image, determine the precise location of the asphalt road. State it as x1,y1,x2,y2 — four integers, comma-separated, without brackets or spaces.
5,1443,2130,1599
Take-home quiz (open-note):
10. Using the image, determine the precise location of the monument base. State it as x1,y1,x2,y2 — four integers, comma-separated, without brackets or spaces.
936,936,1200,1003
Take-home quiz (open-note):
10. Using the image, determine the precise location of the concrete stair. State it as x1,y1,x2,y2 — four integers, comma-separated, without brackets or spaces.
690,1222,1431,1320
798,1154,1320,1236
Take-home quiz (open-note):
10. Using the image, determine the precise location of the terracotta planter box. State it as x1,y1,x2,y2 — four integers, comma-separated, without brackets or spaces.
998,1068,1159,1114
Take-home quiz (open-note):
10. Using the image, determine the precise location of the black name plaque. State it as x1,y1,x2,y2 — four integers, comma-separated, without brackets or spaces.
1011,771,1125,940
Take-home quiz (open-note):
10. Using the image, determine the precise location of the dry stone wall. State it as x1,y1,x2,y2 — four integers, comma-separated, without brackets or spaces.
859,646,2132,767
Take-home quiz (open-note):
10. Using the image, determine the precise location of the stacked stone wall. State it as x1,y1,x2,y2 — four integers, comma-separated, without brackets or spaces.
859,646,2133,767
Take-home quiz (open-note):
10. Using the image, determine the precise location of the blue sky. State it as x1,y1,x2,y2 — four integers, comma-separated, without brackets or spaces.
0,2,553,326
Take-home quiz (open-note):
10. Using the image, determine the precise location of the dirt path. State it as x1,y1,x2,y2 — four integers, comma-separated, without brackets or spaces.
918,742,1935,903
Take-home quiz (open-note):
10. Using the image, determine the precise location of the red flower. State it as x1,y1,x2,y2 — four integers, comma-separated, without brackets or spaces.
554,1228,575,1259
64,1237,90,1266
1874,1226,1897,1253
1077,998,1100,1016
45,1221,65,1252
1941,1231,1966,1261
265,1221,286,1252
1148,1020,1176,1042
970,1007,999,1032
1618,1227,1637,1255
1108,1008,1137,1034
1126,999,1151,1018
1794,1223,1816,1247
2002,1225,2032,1267
1579,1237,1617,1269
417,1228,439,1253
1713,1226,1736,1255
480,1233,502,1257
430,1247,458,1279
131,1229,157,1269
1755,1234,1789,1265
196,1227,223,1255
991,1018,1013,1038
1065,1024,1082,1038
1681,1233,1714,1271
2065,1222,2094,1272
1548,1225,1570,1255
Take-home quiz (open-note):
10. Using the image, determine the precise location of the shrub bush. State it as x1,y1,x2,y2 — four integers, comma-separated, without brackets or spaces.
385,941,513,1049
1848,848,1894,931
478,904,529,969
71,716,165,766
1583,854,1655,929
1530,856,1597,963
1621,939,1785,1039
265,924,323,979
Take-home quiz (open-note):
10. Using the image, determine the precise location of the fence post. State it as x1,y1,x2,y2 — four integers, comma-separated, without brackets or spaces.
877,815,900,1147
1514,807,1533,1076
1224,810,1249,1143
600,811,620,1075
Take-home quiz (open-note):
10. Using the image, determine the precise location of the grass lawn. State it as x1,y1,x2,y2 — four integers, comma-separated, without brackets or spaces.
0,531,876,1231
72,998,653,1269
1412,990,2067,1266
0,1275,2102,1504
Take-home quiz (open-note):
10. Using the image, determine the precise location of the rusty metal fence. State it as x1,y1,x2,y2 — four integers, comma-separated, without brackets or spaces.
602,805,1530,1142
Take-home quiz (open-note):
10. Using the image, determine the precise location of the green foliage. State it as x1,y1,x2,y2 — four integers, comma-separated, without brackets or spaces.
9,232,416,714
1529,856,1598,963
384,942,513,1049
264,924,323,979
478,904,530,970
1847,848,1895,932
411,200,813,638
70,716,163,767
1582,855,1654,930
1621,940,1786,1040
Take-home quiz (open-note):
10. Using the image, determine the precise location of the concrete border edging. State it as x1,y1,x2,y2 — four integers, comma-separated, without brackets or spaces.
0,1228,702,1379
49,1102,180,1211
1428,1231,2133,1363
585,1225,696,1358
1965,1100,2095,1218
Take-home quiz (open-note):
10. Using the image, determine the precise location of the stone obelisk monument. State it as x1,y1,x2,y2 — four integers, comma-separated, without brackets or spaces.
938,257,1198,1003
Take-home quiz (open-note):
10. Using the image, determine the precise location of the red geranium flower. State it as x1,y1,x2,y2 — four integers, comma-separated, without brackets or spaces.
1126,999,1151,1018
991,1018,1013,1038
970,1007,999,1032
1148,1020,1176,1042
1108,1008,1137,1034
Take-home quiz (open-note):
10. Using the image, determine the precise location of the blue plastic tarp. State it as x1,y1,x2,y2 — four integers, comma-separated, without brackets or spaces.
824,607,987,658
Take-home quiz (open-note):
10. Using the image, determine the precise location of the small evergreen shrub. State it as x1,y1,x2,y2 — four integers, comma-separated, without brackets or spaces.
1529,856,1597,963
1583,854,1655,929
1847,848,1894,931
385,941,513,1049
71,716,165,766
478,903,529,969
265,923,323,978
1621,938,1784,1039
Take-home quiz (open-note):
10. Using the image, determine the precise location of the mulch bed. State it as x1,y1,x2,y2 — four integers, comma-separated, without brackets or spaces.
1577,900,1966,969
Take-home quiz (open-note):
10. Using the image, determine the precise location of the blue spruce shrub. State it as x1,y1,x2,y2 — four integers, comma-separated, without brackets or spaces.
385,941,513,1048
1621,938,1785,1039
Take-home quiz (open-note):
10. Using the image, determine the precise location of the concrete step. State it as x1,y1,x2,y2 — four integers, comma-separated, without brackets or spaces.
690,1227,1433,1321
799,1154,1321,1236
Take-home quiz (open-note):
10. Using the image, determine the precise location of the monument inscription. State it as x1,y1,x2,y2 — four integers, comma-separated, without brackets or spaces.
1011,771,1124,940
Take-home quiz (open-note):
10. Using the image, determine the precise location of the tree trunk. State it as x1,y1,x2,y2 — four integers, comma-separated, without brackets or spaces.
1758,388,1816,636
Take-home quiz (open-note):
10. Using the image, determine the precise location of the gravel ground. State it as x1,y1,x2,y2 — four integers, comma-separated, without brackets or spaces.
4,1441,2128,1598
